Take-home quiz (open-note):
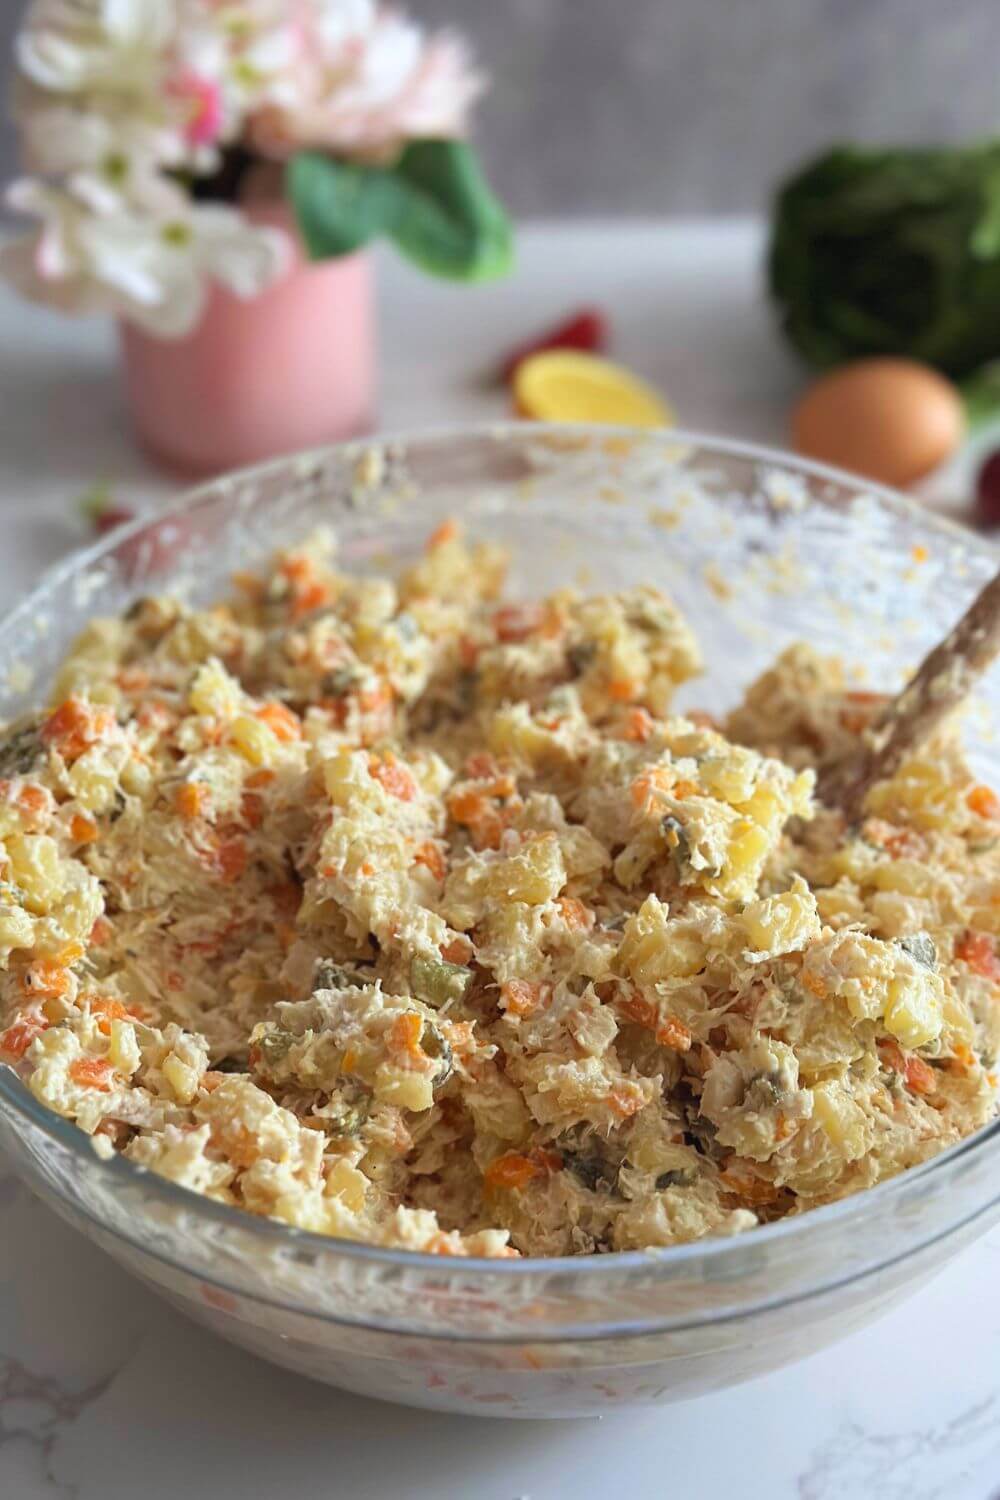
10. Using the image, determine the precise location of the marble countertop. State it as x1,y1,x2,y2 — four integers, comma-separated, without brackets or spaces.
1,220,998,1500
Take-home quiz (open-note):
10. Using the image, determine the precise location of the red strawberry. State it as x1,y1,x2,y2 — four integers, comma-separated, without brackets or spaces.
500,308,609,383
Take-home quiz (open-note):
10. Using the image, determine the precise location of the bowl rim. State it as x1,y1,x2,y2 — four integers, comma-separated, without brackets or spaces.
1,419,999,1288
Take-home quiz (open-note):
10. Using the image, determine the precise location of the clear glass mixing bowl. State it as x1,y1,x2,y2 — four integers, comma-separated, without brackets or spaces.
1,426,998,1419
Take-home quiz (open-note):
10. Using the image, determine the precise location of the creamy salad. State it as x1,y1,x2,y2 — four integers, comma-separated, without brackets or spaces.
0,522,997,1258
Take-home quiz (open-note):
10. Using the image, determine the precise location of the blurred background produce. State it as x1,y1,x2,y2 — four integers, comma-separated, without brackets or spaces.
4,0,1000,521
0,0,511,475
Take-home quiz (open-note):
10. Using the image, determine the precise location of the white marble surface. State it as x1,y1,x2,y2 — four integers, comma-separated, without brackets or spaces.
1,221,998,1500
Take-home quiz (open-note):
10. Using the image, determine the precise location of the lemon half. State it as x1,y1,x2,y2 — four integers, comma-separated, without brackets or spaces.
512,351,674,427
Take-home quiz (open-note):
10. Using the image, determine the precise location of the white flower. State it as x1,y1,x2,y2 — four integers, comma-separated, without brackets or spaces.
1,176,292,337
16,0,175,95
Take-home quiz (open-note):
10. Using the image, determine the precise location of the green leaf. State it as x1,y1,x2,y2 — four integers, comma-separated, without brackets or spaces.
287,141,514,282
389,140,514,280
960,361,1000,428
287,152,400,259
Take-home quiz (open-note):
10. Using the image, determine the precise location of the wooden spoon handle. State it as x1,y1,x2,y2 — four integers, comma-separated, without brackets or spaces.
818,566,1000,819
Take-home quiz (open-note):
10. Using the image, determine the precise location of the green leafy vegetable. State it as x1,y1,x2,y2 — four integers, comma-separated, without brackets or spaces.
769,141,1000,378
960,361,1000,428
288,140,513,282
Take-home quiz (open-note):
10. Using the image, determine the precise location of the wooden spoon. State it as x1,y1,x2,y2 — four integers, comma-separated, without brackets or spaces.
817,566,1000,821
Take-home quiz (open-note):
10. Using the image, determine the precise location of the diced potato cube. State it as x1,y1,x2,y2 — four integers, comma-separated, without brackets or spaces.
810,1081,868,1158
5,835,66,914
741,880,820,960
325,1158,368,1212
373,1065,434,1112
618,895,704,983
487,834,566,906
229,715,280,768
0,902,34,960
109,1019,141,1077
163,1051,199,1104
189,659,243,719
883,973,944,1049
68,747,120,813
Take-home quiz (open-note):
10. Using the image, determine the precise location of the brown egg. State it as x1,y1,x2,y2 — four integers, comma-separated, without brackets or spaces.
791,357,964,487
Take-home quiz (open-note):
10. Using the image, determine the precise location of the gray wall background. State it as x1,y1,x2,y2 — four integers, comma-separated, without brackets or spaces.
1,0,997,213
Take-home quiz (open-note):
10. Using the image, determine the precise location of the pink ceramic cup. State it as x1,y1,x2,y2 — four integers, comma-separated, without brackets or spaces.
119,206,376,479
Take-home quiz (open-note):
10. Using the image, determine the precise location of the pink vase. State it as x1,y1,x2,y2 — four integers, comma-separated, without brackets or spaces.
119,207,376,478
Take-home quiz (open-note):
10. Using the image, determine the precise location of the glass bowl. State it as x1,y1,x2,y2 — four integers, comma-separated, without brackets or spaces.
1,425,999,1419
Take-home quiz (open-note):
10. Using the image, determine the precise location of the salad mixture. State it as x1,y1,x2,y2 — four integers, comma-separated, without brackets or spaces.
1,523,997,1258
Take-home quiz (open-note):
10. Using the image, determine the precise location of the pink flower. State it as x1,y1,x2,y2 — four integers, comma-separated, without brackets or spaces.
247,7,484,162
168,70,225,148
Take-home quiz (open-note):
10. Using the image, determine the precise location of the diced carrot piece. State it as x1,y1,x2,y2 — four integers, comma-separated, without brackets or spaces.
245,768,276,788
500,979,550,1018
955,930,1000,981
556,896,593,931
656,1014,693,1052
608,1083,645,1120
493,603,546,643
903,1054,938,1095
369,754,417,802
484,1152,543,1191
387,1011,425,1061
618,991,659,1030
255,701,301,742
801,970,829,999
427,519,459,550
607,677,638,702
89,996,135,1036
41,697,112,762
441,935,473,965
70,812,99,845
175,782,208,820
69,1057,115,1091
279,555,313,585
967,784,1000,821
89,916,113,947
0,1013,48,1059
22,959,71,999
879,1039,938,1095
449,786,488,823
218,838,247,883
290,581,329,620
18,784,51,824
621,707,654,743
951,1042,976,1073
719,1159,781,1204
413,841,447,882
